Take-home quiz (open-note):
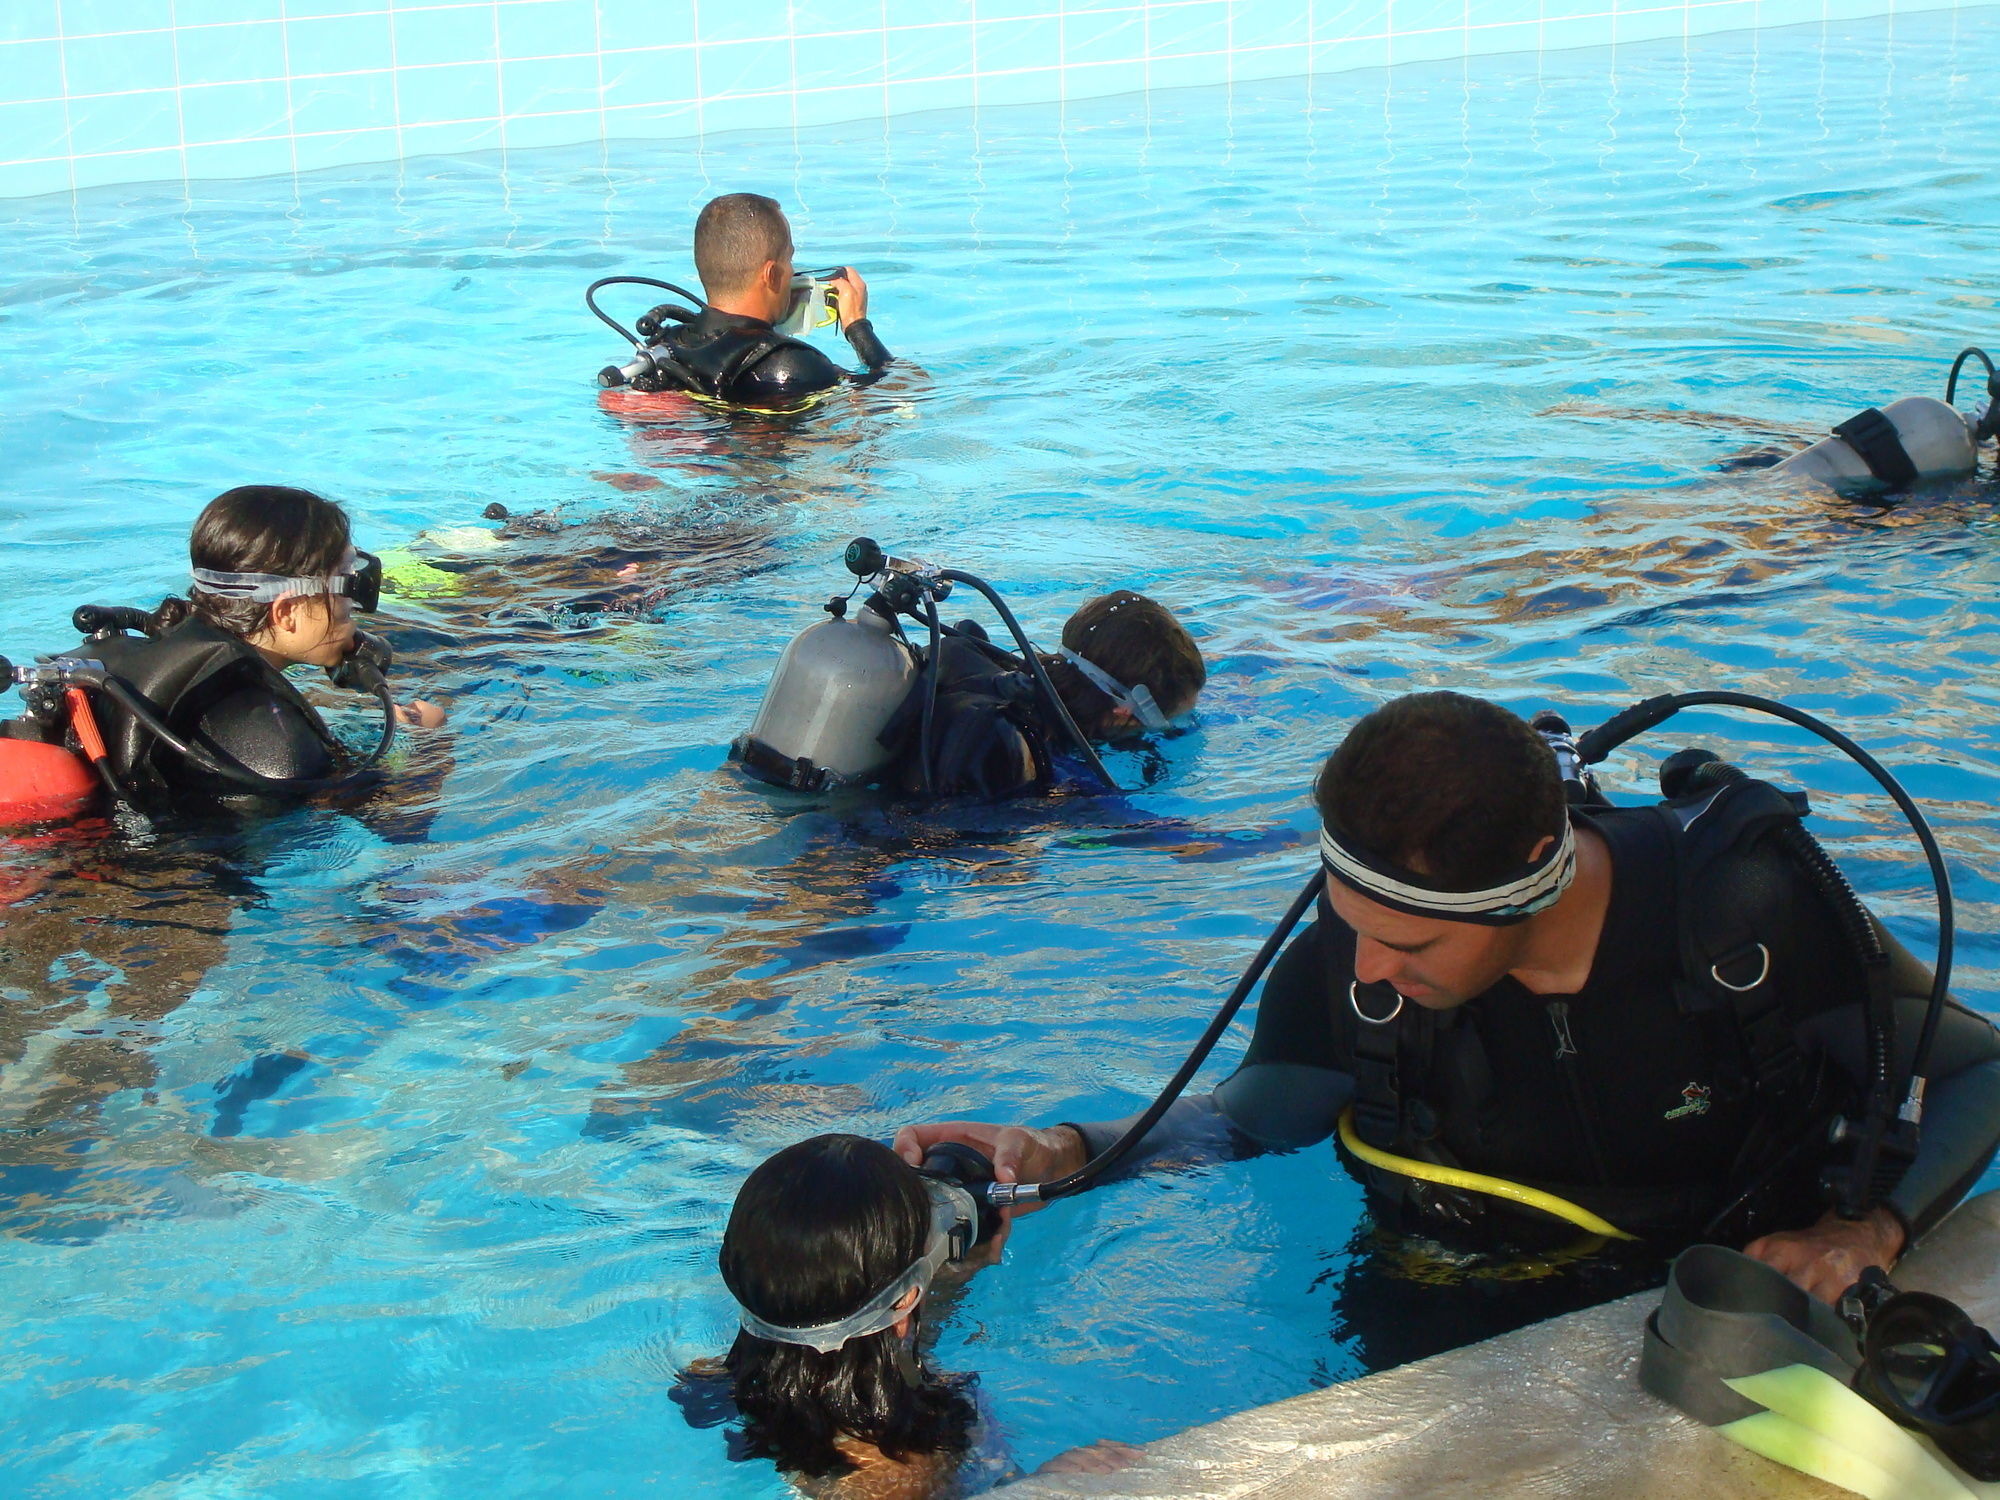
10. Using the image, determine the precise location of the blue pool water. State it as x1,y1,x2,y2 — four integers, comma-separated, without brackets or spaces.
5,9,2000,1494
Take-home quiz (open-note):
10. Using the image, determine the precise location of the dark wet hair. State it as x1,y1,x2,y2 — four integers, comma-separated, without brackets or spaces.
694,193,792,299
1314,691,1566,890
151,485,352,640
717,1135,973,1480
1041,591,1206,740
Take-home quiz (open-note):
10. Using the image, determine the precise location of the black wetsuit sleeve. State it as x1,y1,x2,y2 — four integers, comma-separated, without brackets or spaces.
1058,920,1354,1178
1795,924,2000,1241
843,317,891,376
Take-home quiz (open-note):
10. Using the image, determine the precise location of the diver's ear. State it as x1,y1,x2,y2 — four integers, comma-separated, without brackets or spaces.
1525,834,1555,864
762,258,789,295
890,1285,922,1340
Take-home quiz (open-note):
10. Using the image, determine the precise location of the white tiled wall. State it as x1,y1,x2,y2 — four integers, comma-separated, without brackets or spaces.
0,0,1968,199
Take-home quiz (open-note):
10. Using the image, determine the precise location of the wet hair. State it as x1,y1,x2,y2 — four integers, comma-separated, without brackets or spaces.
150,486,352,640
1314,691,1566,889
1040,591,1207,740
694,193,792,299
717,1135,974,1480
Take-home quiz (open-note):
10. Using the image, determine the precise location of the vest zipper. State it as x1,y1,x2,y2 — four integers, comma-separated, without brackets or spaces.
1548,1001,1612,1186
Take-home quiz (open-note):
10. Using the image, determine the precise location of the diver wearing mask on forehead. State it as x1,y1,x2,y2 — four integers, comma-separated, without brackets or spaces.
596,192,891,410
898,692,2000,1317
0,486,444,820
672,1134,1140,1497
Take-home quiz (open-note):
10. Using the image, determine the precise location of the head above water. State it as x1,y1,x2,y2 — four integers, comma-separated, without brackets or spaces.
1043,591,1206,741
1315,692,1571,1009
693,192,794,322
719,1134,973,1479
155,485,359,669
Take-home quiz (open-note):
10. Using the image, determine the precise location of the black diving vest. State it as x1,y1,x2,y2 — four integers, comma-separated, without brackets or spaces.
880,635,1054,800
644,308,843,409
78,615,342,806
1339,778,1876,1244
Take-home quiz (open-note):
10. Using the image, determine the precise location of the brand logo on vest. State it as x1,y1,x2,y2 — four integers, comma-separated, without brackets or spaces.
1664,1082,1712,1121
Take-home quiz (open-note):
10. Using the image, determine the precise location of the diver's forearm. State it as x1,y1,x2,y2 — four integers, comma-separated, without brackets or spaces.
1061,1095,1260,1180
1890,1058,2000,1241
845,317,891,373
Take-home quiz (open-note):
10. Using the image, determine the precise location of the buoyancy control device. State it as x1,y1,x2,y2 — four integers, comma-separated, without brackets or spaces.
586,271,846,394
729,538,1120,796
918,693,1953,1245
1775,347,2000,492
0,605,400,826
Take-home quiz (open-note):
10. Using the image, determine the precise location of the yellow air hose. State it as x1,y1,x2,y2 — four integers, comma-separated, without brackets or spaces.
1337,1106,1637,1241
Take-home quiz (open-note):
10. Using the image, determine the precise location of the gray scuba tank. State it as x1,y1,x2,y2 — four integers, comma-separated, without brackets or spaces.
1776,395,1977,489
732,597,917,791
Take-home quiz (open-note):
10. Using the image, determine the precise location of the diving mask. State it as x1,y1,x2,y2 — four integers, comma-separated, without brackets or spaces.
775,265,846,337
1857,1286,2000,1480
1058,646,1169,732
735,1177,978,1353
192,548,383,613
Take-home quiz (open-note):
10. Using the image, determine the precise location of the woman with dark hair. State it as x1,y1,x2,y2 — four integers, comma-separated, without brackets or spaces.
679,1134,1137,1497
14,485,443,815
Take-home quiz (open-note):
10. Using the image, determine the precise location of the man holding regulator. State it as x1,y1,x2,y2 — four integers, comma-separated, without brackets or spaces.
899,692,2000,1309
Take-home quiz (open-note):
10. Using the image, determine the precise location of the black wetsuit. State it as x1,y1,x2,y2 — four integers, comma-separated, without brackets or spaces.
646,307,891,409
1068,807,2000,1248
84,615,343,810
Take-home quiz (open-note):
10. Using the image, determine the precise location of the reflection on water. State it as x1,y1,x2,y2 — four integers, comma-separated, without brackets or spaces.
3,8,2000,1494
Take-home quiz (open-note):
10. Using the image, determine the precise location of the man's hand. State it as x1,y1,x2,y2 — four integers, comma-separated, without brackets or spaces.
1036,1440,1144,1476
1744,1205,1907,1303
829,266,869,330
394,698,447,729
891,1120,1088,1254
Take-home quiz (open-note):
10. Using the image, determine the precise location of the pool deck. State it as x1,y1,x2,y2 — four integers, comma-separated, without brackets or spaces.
1009,1193,2000,1499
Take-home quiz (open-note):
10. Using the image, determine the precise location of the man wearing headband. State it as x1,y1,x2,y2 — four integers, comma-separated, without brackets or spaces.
629,193,891,410
900,692,2000,1323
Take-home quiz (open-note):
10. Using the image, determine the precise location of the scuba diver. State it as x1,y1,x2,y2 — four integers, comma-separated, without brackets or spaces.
0,485,445,823
1726,346,2000,492
895,692,2000,1320
730,539,1205,800
673,1133,1139,1498
589,193,891,410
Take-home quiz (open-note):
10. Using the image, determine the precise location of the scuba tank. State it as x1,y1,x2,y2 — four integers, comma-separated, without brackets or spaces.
732,594,918,791
1776,396,1978,490
1774,349,2000,492
730,539,1121,797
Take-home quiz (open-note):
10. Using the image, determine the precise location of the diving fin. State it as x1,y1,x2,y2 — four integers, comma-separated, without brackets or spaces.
1721,1365,1978,1500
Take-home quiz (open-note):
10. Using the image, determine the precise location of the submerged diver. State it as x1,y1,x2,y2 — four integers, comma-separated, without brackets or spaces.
0,485,444,821
596,192,891,410
877,590,1207,800
674,1134,1138,1498
733,540,1205,800
897,693,2000,1308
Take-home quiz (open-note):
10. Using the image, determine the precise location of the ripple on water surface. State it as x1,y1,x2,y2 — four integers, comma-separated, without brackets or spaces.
3,10,2000,1495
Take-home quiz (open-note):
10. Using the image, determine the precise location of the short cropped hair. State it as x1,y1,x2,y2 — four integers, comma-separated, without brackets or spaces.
1314,692,1565,889
694,193,791,298
1044,591,1206,739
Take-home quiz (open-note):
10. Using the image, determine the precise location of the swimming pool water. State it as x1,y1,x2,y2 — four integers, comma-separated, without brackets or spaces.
4,9,2000,1495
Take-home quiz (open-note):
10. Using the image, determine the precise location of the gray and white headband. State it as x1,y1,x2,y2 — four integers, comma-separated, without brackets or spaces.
1318,815,1577,926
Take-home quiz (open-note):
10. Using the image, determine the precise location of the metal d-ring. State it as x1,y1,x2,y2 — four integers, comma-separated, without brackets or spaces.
1710,943,1772,993
1350,980,1406,1025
